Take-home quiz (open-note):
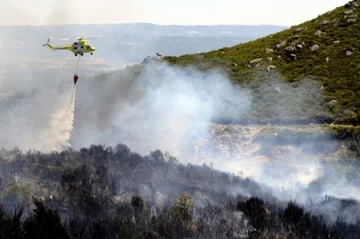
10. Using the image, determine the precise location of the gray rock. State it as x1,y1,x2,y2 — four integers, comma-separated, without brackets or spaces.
296,44,303,50
290,53,297,59
267,65,276,72
326,57,329,63
346,50,353,56
232,62,237,67
344,9,354,15
294,27,303,32
347,18,357,23
321,19,331,25
284,46,296,52
266,48,274,53
290,40,299,46
293,35,300,40
310,44,319,51
249,58,262,64
276,40,287,49
267,57,273,62
277,55,282,59
314,30,325,36
333,40,340,44
348,14,358,18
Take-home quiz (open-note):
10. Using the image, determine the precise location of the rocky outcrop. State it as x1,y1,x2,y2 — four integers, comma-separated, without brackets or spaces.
249,58,262,68
267,65,276,72
344,9,354,15
342,2,358,23
347,14,358,18
263,2,358,65
249,58,262,64
310,44,319,52
315,30,325,37
289,53,297,60
321,19,331,25
276,41,287,49
284,46,297,53
266,48,274,54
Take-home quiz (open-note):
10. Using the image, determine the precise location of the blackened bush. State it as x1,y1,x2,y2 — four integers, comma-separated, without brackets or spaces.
283,202,305,225
0,205,23,239
237,197,269,238
61,164,112,218
131,195,145,213
23,197,69,239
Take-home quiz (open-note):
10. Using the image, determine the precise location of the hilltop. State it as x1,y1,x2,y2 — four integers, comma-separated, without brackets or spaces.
164,0,360,125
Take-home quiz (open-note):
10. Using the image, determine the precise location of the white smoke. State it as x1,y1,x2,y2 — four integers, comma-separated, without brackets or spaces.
1,57,359,223
71,61,252,156
87,63,359,212
0,80,76,153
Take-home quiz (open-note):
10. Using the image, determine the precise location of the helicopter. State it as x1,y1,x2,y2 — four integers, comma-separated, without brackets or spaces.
43,37,97,56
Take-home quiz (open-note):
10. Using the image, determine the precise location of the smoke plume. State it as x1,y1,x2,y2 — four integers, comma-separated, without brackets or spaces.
0,57,359,223
71,61,252,156
72,62,360,223
0,77,76,152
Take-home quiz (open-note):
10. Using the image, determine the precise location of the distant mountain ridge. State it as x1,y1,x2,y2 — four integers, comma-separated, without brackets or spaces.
0,23,287,73
0,22,288,38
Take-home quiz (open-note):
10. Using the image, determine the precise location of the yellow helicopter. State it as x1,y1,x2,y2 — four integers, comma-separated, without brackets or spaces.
43,37,97,56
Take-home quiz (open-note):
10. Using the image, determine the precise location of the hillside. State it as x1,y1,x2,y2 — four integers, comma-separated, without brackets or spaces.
164,0,360,125
1,144,360,238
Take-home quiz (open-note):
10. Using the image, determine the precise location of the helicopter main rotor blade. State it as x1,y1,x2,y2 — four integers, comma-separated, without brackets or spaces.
77,35,102,40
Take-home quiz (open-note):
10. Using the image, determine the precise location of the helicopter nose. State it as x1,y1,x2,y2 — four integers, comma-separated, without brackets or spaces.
91,46,96,51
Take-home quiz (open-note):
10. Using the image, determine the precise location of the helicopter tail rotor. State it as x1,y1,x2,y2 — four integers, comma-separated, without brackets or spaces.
42,38,55,50
42,38,50,46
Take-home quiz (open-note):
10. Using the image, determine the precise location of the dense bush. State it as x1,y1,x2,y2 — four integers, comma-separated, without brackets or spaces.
0,143,360,238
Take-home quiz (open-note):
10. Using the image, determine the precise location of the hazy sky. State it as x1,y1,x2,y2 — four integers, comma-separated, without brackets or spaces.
0,0,349,26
